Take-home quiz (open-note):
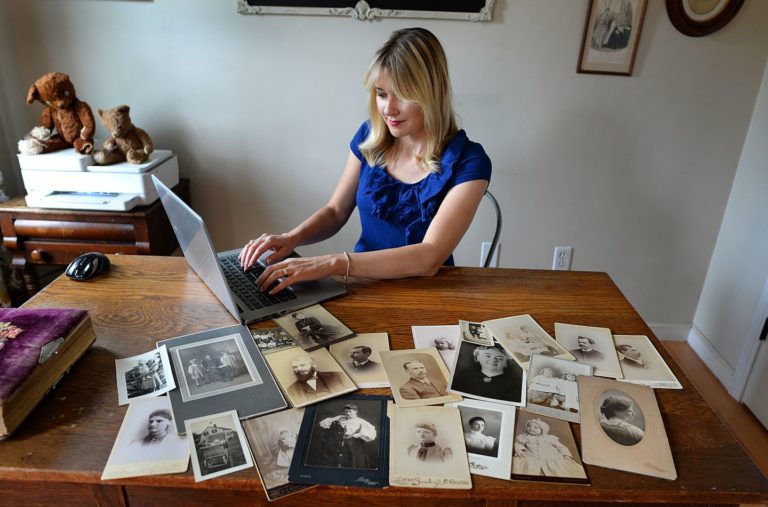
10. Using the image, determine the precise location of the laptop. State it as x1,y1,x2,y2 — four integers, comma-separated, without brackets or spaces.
152,175,346,324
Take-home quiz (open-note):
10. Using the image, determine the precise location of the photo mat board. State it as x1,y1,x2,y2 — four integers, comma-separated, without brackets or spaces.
186,409,254,482
115,345,176,406
554,322,623,379
448,341,526,407
483,314,574,370
273,304,355,351
613,335,682,389
526,354,593,423
329,332,390,388
379,348,462,408
411,324,460,371
459,320,494,346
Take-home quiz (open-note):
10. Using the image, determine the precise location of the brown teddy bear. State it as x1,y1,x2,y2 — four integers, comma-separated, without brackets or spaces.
22,72,95,154
93,105,154,165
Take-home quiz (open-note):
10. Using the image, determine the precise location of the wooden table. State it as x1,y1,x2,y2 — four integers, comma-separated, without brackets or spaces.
2,255,767,505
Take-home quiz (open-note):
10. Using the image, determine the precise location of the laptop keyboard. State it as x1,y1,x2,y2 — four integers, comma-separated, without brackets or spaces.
219,254,296,311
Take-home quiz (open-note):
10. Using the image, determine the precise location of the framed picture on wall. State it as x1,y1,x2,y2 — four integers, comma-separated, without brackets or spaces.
577,0,649,76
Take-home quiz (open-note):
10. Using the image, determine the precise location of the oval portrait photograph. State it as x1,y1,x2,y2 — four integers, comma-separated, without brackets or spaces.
596,389,645,446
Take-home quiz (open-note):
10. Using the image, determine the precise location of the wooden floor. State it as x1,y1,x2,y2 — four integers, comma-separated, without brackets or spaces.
663,341,768,480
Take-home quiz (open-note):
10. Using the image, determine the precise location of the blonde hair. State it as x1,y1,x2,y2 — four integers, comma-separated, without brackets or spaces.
359,28,458,174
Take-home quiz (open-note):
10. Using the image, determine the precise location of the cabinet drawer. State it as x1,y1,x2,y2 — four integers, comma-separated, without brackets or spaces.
23,240,139,265
14,219,135,241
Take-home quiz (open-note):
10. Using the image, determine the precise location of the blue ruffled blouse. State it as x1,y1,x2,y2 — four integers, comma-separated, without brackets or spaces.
350,121,492,266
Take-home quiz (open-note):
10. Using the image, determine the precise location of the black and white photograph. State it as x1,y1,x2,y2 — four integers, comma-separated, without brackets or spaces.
273,304,355,351
170,332,263,403
512,410,588,483
613,335,682,389
459,320,494,346
448,341,526,407
526,354,593,423
554,323,623,379
329,332,390,388
411,324,459,371
186,410,254,482
115,345,176,406
483,314,574,370
101,397,189,480
597,388,645,446
379,348,461,408
251,326,296,355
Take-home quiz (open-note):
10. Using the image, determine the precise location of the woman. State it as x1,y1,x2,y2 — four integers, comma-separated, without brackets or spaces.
239,28,491,293
513,418,584,478
599,395,644,446
451,345,523,403
464,416,496,454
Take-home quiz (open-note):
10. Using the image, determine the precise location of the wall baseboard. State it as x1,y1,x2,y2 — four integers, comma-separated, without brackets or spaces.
648,322,690,341
687,325,736,392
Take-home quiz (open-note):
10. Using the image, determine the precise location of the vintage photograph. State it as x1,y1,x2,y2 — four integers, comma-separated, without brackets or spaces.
579,376,676,480
101,396,189,480
379,348,461,408
115,345,176,406
526,354,593,423
483,314,574,370
242,408,315,501
577,0,649,76
273,304,355,351
329,332,390,388
459,320,494,346
613,335,682,389
265,346,356,408
512,410,588,483
251,326,296,355
170,332,263,403
388,405,471,489
411,324,460,370
554,322,623,379
186,410,254,482
448,341,526,407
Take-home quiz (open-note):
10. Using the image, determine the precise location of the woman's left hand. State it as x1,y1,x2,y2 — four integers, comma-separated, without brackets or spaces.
256,254,342,294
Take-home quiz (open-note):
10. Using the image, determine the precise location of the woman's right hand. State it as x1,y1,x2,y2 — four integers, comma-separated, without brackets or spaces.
239,233,298,270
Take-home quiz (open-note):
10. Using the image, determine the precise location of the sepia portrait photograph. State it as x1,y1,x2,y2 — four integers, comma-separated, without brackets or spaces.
459,320,494,346
379,348,461,408
251,326,296,355
577,0,648,76
116,345,176,406
101,396,189,480
242,408,315,501
411,324,460,371
273,304,355,351
526,354,593,423
613,335,682,389
554,322,623,379
170,332,263,403
448,341,526,407
389,405,471,489
483,314,574,370
265,346,356,408
512,410,587,483
329,332,390,388
186,410,253,482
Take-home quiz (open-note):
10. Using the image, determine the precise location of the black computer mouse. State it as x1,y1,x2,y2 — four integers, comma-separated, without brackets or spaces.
65,252,111,281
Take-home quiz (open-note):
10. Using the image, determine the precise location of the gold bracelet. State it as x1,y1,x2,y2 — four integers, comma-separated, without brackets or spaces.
343,252,351,282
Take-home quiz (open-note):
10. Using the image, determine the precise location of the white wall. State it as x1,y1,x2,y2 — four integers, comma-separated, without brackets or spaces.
0,0,767,333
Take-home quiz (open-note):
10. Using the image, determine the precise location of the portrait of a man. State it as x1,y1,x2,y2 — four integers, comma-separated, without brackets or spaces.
616,344,648,369
287,355,347,404
570,336,605,362
406,422,452,463
399,360,449,400
348,346,380,371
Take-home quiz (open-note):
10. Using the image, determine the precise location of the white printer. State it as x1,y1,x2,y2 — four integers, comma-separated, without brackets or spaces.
18,148,180,211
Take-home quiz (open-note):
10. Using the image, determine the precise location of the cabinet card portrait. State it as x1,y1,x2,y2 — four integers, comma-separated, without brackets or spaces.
115,345,176,406
242,408,316,502
526,354,593,423
459,320,494,346
186,410,254,482
512,410,587,484
483,314,574,370
273,304,355,351
379,348,461,408
613,335,682,389
579,376,676,480
448,341,526,407
554,323,623,379
265,346,356,408
101,396,189,480
446,399,515,480
411,324,460,371
329,332,390,388
251,326,296,355
389,405,472,489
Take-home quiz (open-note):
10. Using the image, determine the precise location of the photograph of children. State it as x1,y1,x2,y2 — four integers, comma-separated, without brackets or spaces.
265,346,356,408
411,324,460,371
186,410,253,482
379,348,462,408
242,408,315,501
388,405,471,489
448,342,526,407
170,332,263,403
554,323,623,379
251,326,296,355
459,320,494,346
273,304,355,351
116,345,176,406
613,335,682,389
101,396,189,480
329,333,390,388
512,410,587,483
526,354,593,423
483,314,574,370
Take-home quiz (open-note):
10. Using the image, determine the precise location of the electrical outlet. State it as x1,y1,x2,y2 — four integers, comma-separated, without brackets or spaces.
480,241,500,267
552,246,573,270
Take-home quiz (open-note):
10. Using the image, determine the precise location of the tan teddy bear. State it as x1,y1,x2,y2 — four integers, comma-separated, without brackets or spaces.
93,105,154,165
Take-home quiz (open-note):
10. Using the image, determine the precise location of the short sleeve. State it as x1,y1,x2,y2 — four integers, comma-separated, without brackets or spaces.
349,121,370,161
452,143,492,186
